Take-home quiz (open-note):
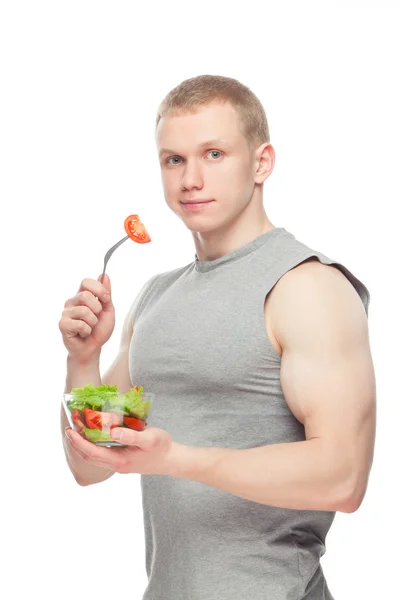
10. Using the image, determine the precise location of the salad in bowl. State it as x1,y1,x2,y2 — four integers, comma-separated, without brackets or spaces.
63,383,153,446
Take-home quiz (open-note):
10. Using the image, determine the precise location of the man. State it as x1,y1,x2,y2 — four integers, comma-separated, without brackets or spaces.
63,74,376,600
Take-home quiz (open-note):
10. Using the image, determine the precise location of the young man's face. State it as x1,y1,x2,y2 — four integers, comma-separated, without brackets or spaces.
156,101,262,234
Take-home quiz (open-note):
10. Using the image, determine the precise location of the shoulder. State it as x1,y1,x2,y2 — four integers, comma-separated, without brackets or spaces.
267,257,367,353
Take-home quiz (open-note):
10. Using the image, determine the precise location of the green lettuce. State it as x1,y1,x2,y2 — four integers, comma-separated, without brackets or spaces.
66,383,151,420
66,383,118,411
107,386,151,419
83,427,113,443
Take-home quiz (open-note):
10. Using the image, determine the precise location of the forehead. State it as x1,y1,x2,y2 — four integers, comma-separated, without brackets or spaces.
156,102,245,154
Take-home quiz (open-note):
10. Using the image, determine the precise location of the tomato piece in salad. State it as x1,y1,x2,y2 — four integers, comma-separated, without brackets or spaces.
124,215,151,244
123,416,147,431
83,408,124,430
71,409,86,433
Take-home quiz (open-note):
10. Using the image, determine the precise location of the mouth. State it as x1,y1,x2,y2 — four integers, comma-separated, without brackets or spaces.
180,199,214,205
180,200,214,211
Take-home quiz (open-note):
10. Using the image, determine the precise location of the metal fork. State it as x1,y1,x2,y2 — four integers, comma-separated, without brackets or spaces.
94,234,130,299
99,234,130,284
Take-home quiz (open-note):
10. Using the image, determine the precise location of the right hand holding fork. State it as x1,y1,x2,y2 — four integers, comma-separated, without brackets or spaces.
59,274,115,364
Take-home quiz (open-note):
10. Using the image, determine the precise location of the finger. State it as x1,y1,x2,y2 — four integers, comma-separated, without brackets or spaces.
66,430,93,460
68,296,103,318
65,305,99,328
110,427,156,450
98,274,112,298
67,429,120,466
79,278,110,302
65,290,104,314
66,438,90,462
111,427,141,447
67,441,115,469
59,316,92,339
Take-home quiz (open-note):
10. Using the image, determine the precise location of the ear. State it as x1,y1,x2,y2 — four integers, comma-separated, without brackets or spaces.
254,143,275,184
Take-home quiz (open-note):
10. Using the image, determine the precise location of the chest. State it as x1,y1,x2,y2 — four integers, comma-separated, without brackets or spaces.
128,270,303,447
130,275,283,395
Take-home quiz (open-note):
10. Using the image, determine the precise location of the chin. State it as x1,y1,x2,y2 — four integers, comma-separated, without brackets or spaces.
183,219,224,235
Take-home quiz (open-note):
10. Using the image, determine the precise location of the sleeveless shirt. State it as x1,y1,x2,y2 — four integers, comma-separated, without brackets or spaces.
128,226,370,600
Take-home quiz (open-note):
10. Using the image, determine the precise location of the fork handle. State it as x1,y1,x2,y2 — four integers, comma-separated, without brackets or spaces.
99,234,130,284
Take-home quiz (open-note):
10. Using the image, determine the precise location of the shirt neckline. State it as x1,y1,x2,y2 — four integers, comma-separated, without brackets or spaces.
194,227,287,273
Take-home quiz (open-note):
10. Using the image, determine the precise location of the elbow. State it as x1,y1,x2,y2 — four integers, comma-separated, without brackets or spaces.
74,474,90,487
66,462,91,486
74,471,114,487
339,493,362,513
336,473,367,513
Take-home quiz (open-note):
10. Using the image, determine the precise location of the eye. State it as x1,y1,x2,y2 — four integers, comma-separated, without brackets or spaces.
165,150,223,165
166,156,182,165
206,150,223,160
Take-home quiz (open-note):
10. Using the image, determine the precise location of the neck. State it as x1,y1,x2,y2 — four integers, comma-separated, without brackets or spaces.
193,200,276,263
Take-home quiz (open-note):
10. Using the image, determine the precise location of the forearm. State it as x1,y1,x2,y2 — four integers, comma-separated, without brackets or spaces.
62,355,114,486
175,438,355,512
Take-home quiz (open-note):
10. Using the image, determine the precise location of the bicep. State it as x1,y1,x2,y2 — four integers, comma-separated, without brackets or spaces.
275,262,376,478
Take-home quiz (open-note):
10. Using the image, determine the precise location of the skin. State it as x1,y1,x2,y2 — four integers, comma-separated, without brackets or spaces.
65,425,181,477
156,101,277,261
66,100,278,476
66,101,376,511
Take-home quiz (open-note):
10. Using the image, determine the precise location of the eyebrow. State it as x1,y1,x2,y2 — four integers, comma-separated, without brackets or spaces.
158,138,232,157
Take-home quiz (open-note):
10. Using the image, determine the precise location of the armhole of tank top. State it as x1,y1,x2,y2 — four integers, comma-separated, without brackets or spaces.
260,286,283,364
259,251,339,363
259,250,370,363
131,273,161,330
128,274,161,389
258,251,315,363
295,251,370,317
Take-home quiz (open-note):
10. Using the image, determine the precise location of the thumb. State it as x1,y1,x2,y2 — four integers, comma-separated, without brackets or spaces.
98,274,112,298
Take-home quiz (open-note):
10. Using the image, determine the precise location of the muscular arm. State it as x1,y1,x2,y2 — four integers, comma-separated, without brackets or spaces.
273,260,376,508
175,260,376,512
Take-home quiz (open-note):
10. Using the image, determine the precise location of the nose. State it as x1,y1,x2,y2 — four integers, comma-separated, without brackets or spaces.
181,159,204,191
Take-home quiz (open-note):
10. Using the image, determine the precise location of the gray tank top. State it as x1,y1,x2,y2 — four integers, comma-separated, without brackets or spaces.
128,226,370,600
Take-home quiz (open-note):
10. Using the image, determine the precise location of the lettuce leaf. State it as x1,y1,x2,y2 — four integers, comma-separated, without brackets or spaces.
82,427,113,443
126,395,151,420
66,383,151,419
107,386,151,419
66,383,119,411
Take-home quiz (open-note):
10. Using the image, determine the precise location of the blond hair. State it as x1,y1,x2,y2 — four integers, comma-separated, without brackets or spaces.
155,74,270,152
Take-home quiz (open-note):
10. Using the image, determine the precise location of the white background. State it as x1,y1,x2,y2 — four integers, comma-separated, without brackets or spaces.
1,2,398,599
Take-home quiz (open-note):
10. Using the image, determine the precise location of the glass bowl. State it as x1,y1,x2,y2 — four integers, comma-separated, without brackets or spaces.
62,386,154,447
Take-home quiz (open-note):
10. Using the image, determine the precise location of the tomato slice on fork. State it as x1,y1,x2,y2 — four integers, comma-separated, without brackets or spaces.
124,215,151,244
